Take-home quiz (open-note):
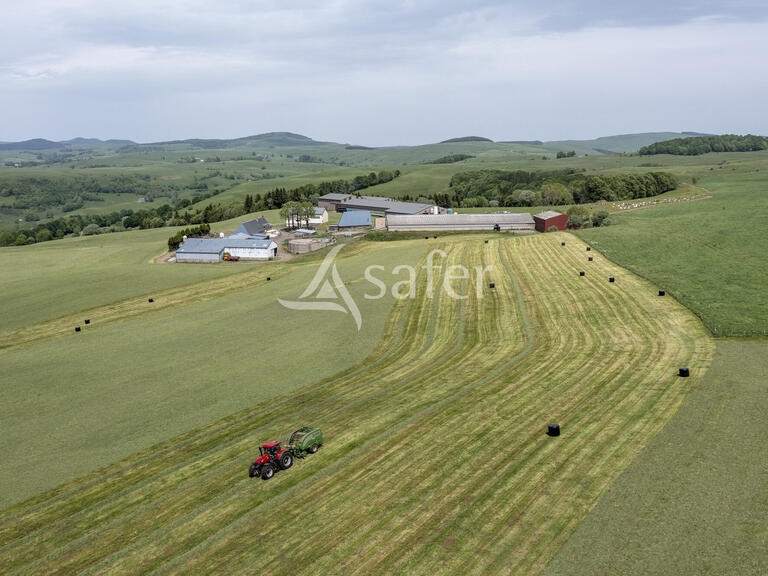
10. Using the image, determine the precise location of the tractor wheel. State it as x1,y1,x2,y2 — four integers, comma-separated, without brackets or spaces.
261,464,274,480
308,443,319,454
248,463,260,478
279,452,293,470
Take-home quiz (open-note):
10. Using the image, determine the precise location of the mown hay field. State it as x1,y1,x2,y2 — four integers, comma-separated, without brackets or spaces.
0,233,713,575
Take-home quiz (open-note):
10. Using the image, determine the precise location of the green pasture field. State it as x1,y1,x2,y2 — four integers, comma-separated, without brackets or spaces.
544,339,768,576
0,210,288,331
576,157,768,336
0,238,426,506
0,233,713,574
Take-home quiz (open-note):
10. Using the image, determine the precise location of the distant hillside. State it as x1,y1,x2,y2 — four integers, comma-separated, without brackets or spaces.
0,137,135,151
0,139,64,151
543,132,713,155
440,136,493,144
148,132,329,149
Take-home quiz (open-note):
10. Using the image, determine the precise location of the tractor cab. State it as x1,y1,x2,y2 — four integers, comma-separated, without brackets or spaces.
259,440,281,459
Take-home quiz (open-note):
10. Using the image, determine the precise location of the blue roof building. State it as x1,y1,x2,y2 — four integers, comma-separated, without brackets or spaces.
338,210,372,228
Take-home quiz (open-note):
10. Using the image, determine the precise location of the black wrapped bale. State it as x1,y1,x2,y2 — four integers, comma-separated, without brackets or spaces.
659,290,666,296
580,271,585,277
547,424,561,437
489,282,495,289
679,367,690,377
586,247,591,251
148,298,154,303
75,326,81,332
425,236,429,240
433,236,438,239
561,241,566,246
588,256,593,261
84,319,90,325
609,277,615,283
484,240,489,244
267,277,271,281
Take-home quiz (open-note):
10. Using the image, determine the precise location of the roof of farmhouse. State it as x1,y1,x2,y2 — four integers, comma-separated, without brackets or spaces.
534,210,565,219
386,213,535,226
176,237,275,254
235,217,270,236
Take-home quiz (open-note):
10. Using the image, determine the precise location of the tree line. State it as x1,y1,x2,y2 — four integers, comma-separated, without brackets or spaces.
639,134,768,156
435,169,677,208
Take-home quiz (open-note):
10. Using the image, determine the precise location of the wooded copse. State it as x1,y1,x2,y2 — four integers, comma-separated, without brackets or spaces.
438,169,678,208
639,134,768,155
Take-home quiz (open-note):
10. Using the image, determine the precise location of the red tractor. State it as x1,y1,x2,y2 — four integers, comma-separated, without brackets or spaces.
248,440,293,480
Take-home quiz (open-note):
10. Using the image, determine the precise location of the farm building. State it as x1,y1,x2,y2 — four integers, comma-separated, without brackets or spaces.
338,210,372,229
234,217,272,237
534,210,569,232
176,237,278,262
288,238,332,254
317,193,437,215
317,193,353,211
386,213,535,232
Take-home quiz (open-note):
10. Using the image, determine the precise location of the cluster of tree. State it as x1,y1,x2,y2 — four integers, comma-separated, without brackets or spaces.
280,201,316,228
425,154,475,164
556,150,577,158
167,224,212,251
438,169,677,208
639,134,768,156
565,206,613,229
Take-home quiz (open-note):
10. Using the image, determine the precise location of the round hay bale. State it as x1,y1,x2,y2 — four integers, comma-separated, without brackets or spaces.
74,326,81,332
547,423,560,437
267,277,271,281
609,277,615,283
588,256,593,261
561,241,566,246
484,240,489,244
659,290,666,296
84,319,90,325
586,246,591,251
489,282,495,289
433,236,438,239
679,367,690,377
579,271,585,276
148,298,154,303
425,236,429,240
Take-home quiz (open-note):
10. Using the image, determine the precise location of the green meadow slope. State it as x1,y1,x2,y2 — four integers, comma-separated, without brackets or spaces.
0,234,713,574
544,339,768,576
576,155,768,336
0,238,426,506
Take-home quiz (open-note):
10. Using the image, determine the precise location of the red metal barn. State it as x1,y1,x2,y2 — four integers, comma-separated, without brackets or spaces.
534,210,569,232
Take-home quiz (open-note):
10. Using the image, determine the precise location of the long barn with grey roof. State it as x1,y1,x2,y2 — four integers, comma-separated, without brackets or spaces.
317,193,437,215
386,213,535,232
176,236,278,262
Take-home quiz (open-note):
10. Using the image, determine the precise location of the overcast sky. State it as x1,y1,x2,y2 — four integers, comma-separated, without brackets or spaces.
1,1,766,146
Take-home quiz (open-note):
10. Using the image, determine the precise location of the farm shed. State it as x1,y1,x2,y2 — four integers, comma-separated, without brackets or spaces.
317,193,353,211
386,213,535,232
338,210,373,229
176,237,278,262
285,207,328,227
534,210,569,232
318,193,437,215
339,196,437,216
234,217,272,237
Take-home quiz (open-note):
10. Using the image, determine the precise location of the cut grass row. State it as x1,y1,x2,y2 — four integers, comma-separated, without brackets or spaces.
0,234,713,575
